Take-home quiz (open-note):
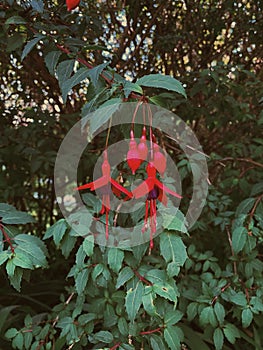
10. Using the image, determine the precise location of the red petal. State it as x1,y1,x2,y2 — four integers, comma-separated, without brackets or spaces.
132,178,155,199
110,179,133,198
155,179,182,198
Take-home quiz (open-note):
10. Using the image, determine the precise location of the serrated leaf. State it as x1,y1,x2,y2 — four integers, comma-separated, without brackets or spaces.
43,219,67,246
44,51,62,76
160,232,187,266
164,326,182,350
87,62,109,86
5,327,18,339
153,283,178,302
8,267,23,291
232,227,247,253
0,251,9,266
56,60,75,88
236,198,256,217
136,74,186,98
163,210,187,233
164,310,183,326
125,281,144,321
142,287,158,316
14,234,48,267
214,302,225,325
75,268,89,294
242,308,253,328
88,98,122,136
21,35,45,61
5,16,27,25
93,330,113,343
230,292,247,307
123,81,143,98
107,248,124,273
213,328,224,350
150,334,166,350
83,236,94,257
116,266,134,289
187,302,198,321
61,67,90,102
13,252,34,269
60,233,76,258
1,210,35,224
223,323,240,344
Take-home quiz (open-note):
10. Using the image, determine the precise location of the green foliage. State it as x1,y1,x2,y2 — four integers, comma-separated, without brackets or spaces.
1,0,263,349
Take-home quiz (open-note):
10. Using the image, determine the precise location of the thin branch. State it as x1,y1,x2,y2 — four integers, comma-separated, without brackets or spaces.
226,225,237,275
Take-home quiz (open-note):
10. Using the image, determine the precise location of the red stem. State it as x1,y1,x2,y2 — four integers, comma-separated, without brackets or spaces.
133,269,153,286
140,327,162,335
109,342,122,350
0,223,14,254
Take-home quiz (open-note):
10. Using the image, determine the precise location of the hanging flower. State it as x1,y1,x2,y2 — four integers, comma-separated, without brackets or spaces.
75,151,132,240
138,126,148,161
66,0,80,11
127,130,141,174
132,162,182,249
153,143,166,177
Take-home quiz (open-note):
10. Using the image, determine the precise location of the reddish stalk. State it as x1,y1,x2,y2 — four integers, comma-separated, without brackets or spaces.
133,269,153,286
140,327,162,335
109,342,122,350
0,223,14,254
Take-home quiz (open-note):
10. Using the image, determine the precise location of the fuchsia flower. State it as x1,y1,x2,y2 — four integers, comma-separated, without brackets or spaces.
127,130,141,174
75,151,132,240
66,0,80,11
132,162,182,249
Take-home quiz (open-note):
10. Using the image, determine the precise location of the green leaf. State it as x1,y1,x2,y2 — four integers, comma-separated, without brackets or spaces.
88,98,122,136
5,327,18,339
125,281,144,321
83,236,94,257
230,292,247,307
163,210,188,233
107,248,124,273
93,330,113,343
14,234,48,267
12,332,24,349
223,323,240,344
123,81,143,98
31,0,44,13
87,62,109,86
164,326,183,350
21,35,45,61
136,74,186,98
200,306,217,327
43,219,67,246
8,267,23,291
56,60,75,88
213,328,224,350
116,266,134,289
160,232,187,266
214,302,225,325
44,51,62,76
5,16,27,25
153,283,178,302
167,262,180,278
150,335,166,350
75,268,89,294
236,198,256,217
0,251,9,266
118,317,129,336
1,210,35,224
242,308,253,328
232,227,247,253
187,302,198,321
0,306,17,334
61,67,90,102
142,287,158,316
12,252,34,269
164,310,183,326
60,233,76,258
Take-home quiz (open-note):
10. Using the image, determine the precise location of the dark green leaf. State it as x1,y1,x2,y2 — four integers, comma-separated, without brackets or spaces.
136,74,186,98
93,330,113,343
87,62,109,86
160,232,187,266
107,248,124,273
164,326,183,350
213,328,224,350
242,308,253,328
44,51,62,76
125,281,144,321
116,266,134,289
21,35,45,61
232,227,247,254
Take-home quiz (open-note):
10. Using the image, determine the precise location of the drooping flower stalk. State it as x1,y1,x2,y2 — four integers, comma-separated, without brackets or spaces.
75,151,132,239
138,126,148,161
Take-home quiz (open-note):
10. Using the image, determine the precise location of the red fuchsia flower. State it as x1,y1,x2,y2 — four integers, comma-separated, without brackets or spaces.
127,130,142,175
75,151,132,240
153,143,167,177
137,126,148,161
66,0,80,11
132,162,182,249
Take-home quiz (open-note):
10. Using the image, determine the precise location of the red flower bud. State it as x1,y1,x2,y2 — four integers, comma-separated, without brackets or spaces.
127,130,141,174
153,143,166,176
137,126,148,161
66,0,80,11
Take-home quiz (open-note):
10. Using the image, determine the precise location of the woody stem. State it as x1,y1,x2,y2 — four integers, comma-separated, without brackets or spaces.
0,223,15,254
